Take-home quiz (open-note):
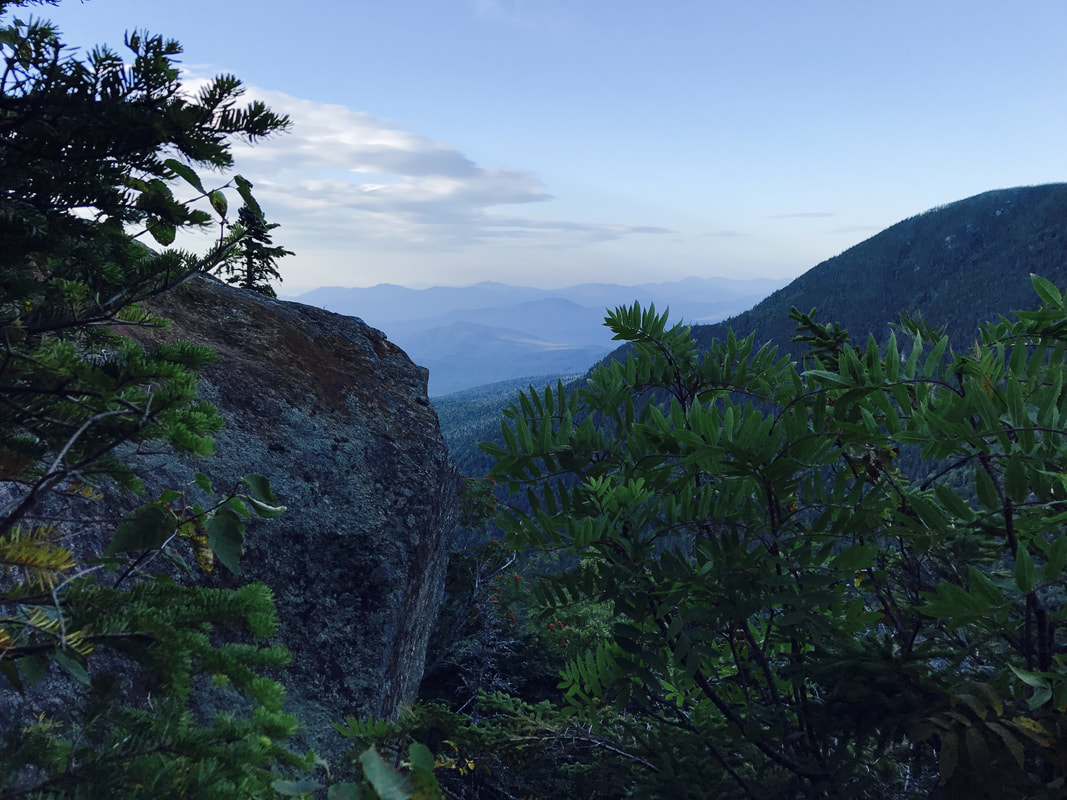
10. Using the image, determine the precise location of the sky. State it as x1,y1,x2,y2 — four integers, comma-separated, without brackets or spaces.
32,0,1067,292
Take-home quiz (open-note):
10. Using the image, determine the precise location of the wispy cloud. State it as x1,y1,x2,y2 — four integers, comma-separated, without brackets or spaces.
218,87,659,253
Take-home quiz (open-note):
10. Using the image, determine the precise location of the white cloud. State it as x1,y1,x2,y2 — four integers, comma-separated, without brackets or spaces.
212,86,665,259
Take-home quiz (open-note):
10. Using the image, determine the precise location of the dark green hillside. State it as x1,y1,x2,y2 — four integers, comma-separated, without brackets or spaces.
690,184,1067,354
434,373,581,476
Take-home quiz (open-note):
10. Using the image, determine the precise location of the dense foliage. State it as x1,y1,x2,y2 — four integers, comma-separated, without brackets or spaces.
477,282,1067,798
0,2,314,795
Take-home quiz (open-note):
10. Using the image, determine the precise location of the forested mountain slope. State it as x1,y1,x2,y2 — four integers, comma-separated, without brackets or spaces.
688,184,1067,355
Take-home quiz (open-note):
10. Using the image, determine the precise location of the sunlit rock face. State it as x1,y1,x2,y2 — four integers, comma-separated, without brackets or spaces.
150,274,458,755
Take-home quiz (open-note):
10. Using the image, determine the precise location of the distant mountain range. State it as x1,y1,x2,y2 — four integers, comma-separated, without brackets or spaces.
284,276,786,395
439,183,1067,477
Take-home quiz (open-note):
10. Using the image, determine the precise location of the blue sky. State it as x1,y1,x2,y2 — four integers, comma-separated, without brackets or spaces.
36,0,1067,291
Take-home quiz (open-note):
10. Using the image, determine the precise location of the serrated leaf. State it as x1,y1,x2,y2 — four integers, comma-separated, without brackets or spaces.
975,682,1004,717
1007,715,1051,746
964,726,990,772
105,503,178,555
205,508,244,576
1004,455,1028,505
193,472,213,492
967,567,1005,608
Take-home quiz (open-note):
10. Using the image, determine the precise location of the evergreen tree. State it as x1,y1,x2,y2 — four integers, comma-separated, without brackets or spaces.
0,3,310,795
216,203,293,297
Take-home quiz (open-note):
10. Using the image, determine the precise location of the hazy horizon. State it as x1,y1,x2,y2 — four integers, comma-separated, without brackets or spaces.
41,1,1067,292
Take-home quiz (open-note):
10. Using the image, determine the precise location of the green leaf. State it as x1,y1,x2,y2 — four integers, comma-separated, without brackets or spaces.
206,508,245,576
234,174,262,217
1004,455,1028,505
408,742,441,799
241,473,280,504
163,157,206,194
967,566,1006,608
245,495,287,518
923,336,949,376
104,503,178,555
408,742,436,774
0,660,22,693
803,369,853,387
226,496,251,518
1031,273,1063,308
939,730,959,783
148,221,176,246
1009,664,1052,709
974,465,1000,511
209,190,228,219
53,651,89,685
1014,546,1036,594
986,721,1026,770
359,746,413,800
885,333,900,382
1044,535,1067,583
964,726,990,774
273,779,324,796
934,483,975,522
193,472,213,492
830,543,878,572
327,785,364,800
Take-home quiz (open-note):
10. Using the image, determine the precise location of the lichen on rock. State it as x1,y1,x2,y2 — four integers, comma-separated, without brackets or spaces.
142,274,458,757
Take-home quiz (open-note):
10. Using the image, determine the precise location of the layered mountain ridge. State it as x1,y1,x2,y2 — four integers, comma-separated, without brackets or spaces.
286,276,786,395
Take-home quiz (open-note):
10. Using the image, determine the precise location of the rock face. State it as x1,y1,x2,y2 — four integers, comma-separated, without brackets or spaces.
148,275,457,753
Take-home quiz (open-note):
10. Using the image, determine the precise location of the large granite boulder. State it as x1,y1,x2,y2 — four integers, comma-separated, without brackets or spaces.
144,274,458,754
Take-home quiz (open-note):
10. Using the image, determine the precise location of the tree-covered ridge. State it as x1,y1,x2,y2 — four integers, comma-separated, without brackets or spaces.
689,184,1067,359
